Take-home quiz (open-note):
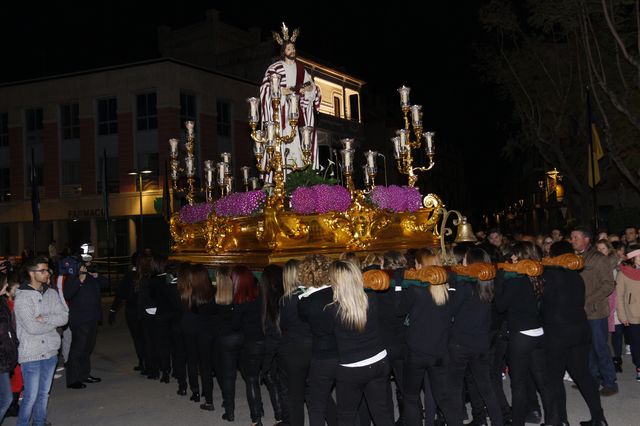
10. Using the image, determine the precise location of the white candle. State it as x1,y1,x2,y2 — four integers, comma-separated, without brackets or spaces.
253,141,264,156
365,150,377,168
204,160,214,186
220,152,231,164
169,138,179,157
185,121,195,138
424,131,435,154
247,97,260,122
249,177,259,190
266,121,276,143
362,165,371,185
411,105,422,127
341,149,354,173
302,126,313,151
398,86,411,108
341,138,354,150
397,129,409,149
185,156,195,177
270,73,282,99
241,166,250,184
288,93,299,120
391,136,401,159
217,162,226,185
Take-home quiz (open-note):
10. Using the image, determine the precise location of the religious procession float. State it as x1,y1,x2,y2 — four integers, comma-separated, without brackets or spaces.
167,23,580,283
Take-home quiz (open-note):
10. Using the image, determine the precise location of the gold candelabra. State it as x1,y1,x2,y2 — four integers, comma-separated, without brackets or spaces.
392,86,435,187
247,73,312,207
169,121,199,205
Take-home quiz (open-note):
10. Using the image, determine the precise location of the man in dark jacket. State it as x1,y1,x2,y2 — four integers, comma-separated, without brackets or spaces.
571,227,617,396
64,261,104,389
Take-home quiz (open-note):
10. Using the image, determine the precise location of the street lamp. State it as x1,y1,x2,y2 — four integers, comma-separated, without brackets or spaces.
128,169,153,253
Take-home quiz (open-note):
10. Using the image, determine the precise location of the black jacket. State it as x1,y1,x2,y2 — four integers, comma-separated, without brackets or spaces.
397,285,451,358
280,287,312,346
494,274,542,333
329,292,385,365
64,273,104,327
541,267,590,346
297,286,338,359
449,278,492,353
0,298,18,373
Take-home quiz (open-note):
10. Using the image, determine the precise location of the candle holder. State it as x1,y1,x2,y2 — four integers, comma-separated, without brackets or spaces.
168,121,199,205
204,160,214,202
363,150,378,190
241,166,251,192
392,86,436,187
247,79,313,207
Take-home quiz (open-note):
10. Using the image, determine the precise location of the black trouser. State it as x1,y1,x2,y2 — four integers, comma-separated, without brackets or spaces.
66,321,97,385
448,344,503,426
282,340,312,426
197,331,215,403
125,309,145,368
404,351,462,426
240,339,265,422
142,315,159,376
307,357,338,426
155,319,173,376
629,324,640,368
263,349,289,423
336,358,394,426
546,340,604,424
174,328,199,393
490,330,511,417
214,332,243,415
507,333,554,426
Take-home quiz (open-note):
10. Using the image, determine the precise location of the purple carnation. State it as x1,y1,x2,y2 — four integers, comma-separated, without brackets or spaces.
179,202,214,224
290,184,352,214
214,190,266,217
371,185,422,212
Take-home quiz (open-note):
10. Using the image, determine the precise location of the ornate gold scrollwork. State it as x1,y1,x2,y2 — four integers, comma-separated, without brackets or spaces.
203,216,229,254
256,206,309,249
324,191,391,250
170,213,196,251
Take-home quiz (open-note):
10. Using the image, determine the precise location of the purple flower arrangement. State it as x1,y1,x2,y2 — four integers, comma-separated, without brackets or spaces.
290,184,352,214
179,202,214,224
370,185,422,213
214,190,267,217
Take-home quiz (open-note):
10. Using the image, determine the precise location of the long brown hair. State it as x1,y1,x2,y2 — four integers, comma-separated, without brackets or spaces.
215,266,233,305
178,263,213,309
511,241,543,298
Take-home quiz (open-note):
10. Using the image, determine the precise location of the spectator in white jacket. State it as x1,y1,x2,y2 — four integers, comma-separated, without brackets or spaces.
14,256,68,426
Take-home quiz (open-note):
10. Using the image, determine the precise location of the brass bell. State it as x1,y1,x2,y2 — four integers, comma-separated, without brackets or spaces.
454,216,477,243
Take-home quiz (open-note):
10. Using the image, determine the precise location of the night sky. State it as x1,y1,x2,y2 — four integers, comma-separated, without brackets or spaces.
1,1,511,221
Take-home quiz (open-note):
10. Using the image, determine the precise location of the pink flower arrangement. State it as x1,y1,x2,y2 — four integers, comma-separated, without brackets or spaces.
215,190,266,217
179,202,214,224
290,184,352,214
370,185,422,212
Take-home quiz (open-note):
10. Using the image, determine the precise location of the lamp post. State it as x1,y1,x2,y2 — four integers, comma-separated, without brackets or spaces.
128,169,153,253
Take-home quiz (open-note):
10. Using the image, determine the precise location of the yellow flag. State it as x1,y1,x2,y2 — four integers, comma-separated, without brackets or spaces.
588,123,603,188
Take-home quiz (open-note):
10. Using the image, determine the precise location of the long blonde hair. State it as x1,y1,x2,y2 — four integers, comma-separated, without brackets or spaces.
330,260,368,332
282,259,301,297
215,266,233,305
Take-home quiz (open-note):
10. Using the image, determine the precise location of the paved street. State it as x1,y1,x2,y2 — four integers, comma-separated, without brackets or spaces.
3,299,639,425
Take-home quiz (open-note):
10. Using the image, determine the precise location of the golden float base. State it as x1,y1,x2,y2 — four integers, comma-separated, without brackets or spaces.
170,193,443,267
